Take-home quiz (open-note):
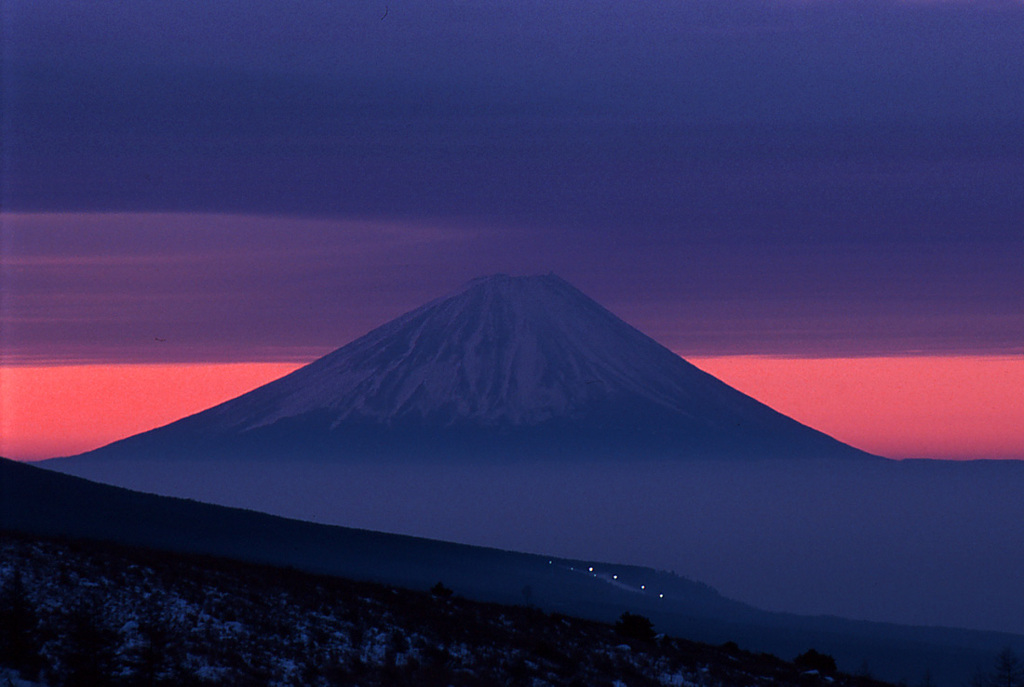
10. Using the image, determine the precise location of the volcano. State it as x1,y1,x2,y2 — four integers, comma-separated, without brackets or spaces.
43,276,1024,651
52,274,876,463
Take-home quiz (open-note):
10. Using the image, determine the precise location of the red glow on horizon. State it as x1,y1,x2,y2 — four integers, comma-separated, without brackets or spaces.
689,355,1024,461
0,363,302,461
1,356,1021,462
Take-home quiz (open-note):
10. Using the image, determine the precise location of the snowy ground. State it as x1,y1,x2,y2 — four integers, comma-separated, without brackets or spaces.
0,532,894,687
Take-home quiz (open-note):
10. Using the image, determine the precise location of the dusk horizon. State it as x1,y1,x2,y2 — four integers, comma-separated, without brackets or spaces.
2,268,1022,462
4,0,1022,466
4,3,1024,682
2,264,1022,462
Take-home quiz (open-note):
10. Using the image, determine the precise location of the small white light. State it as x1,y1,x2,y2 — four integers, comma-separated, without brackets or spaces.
588,567,594,572
613,575,617,580
641,585,645,590
659,593,664,598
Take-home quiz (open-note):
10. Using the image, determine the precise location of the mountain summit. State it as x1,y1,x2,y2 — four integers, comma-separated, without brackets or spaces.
205,273,779,432
56,274,876,461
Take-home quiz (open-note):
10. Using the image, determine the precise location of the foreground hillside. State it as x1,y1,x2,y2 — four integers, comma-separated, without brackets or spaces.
4,456,1021,685
1,531,896,687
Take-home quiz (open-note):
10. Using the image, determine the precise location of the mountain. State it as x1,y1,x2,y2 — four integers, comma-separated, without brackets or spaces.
3,456,1019,685
39,274,1024,657
51,273,877,463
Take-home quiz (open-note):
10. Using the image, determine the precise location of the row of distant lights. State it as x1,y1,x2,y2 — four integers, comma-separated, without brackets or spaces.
553,561,665,599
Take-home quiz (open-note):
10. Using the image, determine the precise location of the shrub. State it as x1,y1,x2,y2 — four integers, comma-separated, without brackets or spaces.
794,648,837,674
614,612,655,642
0,567,44,679
430,582,454,599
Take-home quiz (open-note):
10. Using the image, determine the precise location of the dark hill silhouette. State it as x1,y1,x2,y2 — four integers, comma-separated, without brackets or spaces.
2,456,1020,686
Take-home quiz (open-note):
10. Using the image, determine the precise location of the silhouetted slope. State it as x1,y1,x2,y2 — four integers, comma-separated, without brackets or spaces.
1,532,900,687
57,274,877,463
3,457,1020,685
0,457,736,616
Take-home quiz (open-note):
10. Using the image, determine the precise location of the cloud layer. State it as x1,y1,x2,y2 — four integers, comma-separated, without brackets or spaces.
3,0,1022,359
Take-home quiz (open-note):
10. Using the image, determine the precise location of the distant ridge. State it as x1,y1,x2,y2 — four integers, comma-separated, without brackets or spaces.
53,273,879,462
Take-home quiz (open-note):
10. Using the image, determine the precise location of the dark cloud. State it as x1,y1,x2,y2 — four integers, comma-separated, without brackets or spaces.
2,212,1019,362
3,0,1022,359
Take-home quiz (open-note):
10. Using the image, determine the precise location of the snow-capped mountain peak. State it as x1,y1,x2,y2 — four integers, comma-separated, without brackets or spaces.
61,273,877,460
206,274,750,432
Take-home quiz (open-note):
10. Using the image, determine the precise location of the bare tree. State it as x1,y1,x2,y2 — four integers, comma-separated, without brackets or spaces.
990,647,1024,687
0,567,43,680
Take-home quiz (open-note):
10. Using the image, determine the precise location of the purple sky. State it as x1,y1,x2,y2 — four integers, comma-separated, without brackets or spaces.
2,0,1022,363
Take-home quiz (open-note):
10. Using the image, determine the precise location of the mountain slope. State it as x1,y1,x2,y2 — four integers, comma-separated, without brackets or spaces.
3,456,1020,686
0,456,742,622
55,274,877,462
3,533,905,687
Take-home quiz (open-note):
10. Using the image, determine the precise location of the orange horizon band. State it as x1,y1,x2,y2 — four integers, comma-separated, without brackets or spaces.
2,356,1021,462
